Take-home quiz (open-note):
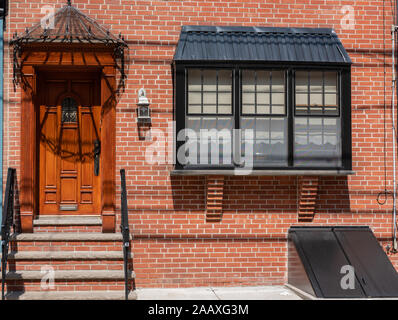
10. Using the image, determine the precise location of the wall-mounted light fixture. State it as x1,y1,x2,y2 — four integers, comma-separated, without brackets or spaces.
137,88,151,124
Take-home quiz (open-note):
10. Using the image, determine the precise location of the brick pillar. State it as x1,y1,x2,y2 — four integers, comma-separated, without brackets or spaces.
206,176,225,222
298,176,319,222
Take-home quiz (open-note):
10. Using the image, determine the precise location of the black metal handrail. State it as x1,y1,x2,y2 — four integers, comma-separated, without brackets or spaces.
120,169,131,300
1,168,16,300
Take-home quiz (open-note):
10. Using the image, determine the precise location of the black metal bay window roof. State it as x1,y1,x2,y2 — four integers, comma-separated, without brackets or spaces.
174,26,351,64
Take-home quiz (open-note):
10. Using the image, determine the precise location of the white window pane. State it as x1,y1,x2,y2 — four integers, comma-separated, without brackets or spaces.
325,71,338,92
272,105,285,114
203,105,216,114
310,71,323,92
257,105,270,114
188,92,201,105
272,93,285,105
310,93,322,106
257,71,270,92
272,71,285,91
257,92,270,105
295,71,308,92
188,105,201,114
325,93,337,106
188,69,202,91
218,105,232,114
218,92,231,105
203,70,217,91
296,93,308,106
242,104,255,114
203,92,216,105
242,92,255,104
242,70,256,92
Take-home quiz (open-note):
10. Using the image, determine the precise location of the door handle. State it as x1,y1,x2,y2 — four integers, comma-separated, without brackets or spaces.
93,139,101,176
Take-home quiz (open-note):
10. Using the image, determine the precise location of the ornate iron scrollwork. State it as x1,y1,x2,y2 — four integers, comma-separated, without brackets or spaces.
9,1,128,93
61,97,78,123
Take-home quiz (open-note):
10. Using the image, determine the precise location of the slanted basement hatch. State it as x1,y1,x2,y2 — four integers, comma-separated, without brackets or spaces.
287,226,398,298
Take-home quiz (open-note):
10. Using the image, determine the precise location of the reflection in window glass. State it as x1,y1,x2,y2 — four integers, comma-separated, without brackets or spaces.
186,69,233,166
294,117,341,167
186,117,233,165
241,117,288,166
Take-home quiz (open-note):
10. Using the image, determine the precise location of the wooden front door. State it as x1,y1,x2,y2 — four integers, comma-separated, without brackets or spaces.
38,72,101,215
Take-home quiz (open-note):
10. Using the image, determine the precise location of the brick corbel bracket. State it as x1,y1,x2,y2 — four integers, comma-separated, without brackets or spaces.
205,176,225,222
298,176,319,222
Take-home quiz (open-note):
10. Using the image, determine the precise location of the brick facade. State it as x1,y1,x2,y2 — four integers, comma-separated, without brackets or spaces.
4,0,398,288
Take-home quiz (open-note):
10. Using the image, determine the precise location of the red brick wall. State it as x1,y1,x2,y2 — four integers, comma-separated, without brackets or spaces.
5,0,398,287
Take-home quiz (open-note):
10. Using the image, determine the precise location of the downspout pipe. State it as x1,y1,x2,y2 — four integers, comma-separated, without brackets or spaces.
0,7,4,232
394,0,398,252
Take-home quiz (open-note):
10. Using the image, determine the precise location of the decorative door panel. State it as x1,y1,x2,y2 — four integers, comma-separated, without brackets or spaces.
39,75,101,215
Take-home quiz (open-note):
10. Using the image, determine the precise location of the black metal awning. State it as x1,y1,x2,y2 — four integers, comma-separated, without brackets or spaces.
10,0,128,90
11,0,126,46
174,26,351,64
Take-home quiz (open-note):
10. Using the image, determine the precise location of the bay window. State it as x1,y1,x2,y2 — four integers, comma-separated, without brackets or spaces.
173,26,352,173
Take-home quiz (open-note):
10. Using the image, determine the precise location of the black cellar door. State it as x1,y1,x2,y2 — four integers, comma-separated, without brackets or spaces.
288,226,398,298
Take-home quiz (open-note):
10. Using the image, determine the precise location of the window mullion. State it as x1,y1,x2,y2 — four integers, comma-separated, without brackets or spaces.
288,69,294,167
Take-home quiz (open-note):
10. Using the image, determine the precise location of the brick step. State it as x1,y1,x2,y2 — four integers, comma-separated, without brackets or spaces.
5,290,137,300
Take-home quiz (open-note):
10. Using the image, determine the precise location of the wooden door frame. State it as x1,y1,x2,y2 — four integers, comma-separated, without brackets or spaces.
19,47,117,233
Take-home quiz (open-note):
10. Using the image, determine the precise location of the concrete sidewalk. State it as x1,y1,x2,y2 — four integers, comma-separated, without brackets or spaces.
136,285,302,300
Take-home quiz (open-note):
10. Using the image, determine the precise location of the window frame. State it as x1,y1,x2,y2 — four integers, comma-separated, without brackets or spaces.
173,62,352,172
